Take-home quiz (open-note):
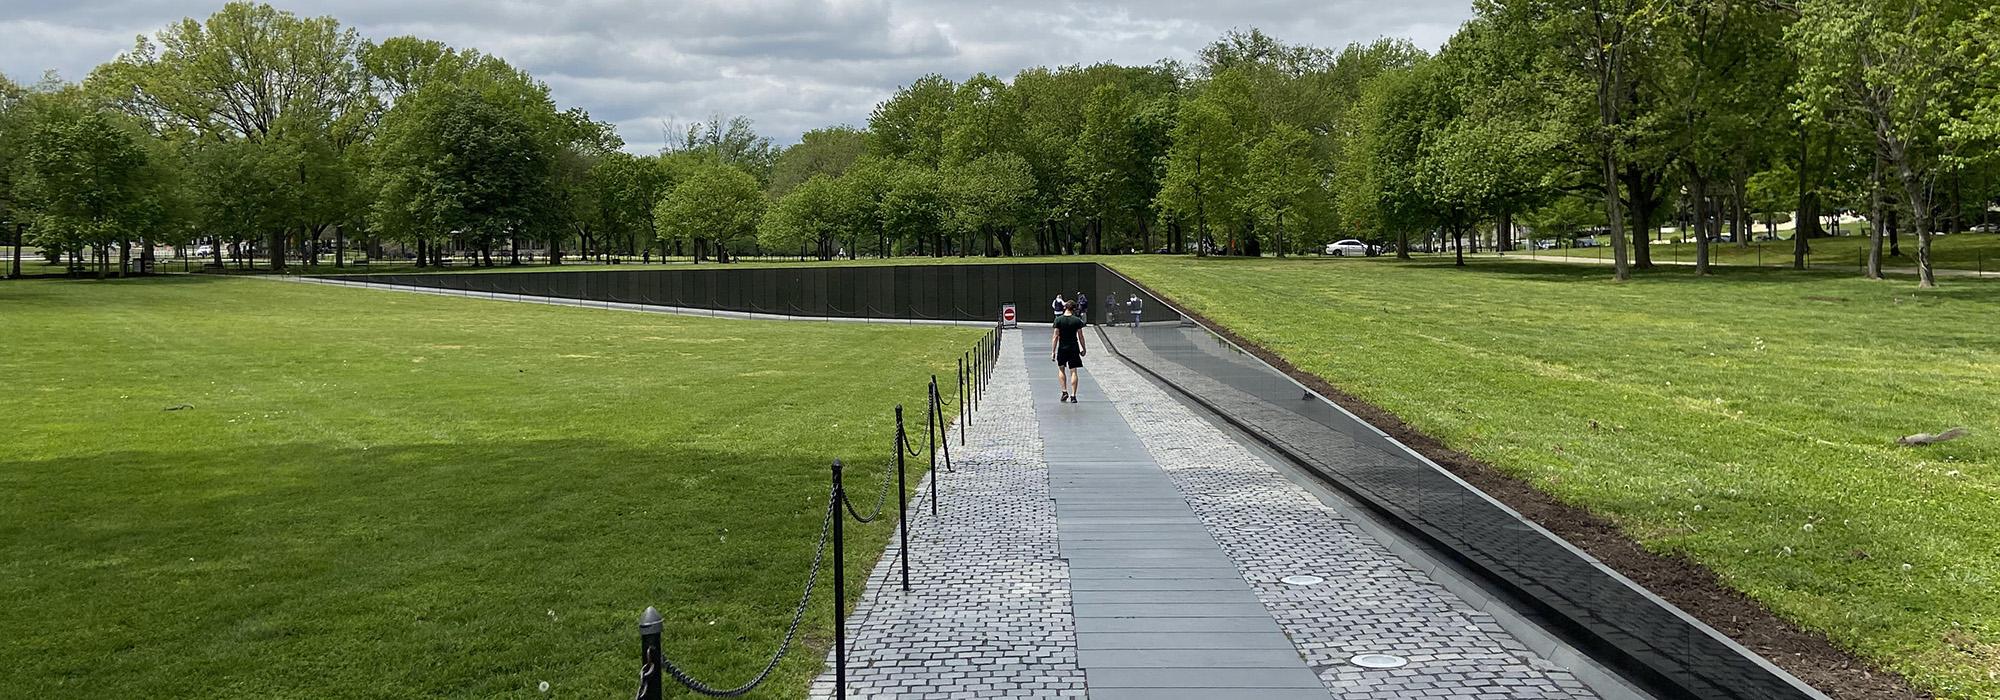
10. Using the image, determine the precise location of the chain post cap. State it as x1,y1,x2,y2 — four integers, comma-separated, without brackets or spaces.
640,606,663,633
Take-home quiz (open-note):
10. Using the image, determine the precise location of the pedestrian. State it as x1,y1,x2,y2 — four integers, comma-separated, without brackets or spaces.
1052,299,1086,403
1049,293,1066,321
1076,291,1090,325
1127,294,1143,328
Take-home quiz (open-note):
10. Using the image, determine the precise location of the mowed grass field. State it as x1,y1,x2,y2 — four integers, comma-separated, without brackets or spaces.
0,276,980,698
1109,256,2000,698
1514,231,2000,272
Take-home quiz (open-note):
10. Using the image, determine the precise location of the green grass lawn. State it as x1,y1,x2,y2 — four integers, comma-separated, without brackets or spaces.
1107,256,2000,699
0,276,980,698
1514,231,2000,273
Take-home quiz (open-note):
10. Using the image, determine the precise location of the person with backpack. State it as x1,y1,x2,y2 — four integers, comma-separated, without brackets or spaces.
1076,291,1090,325
1049,293,1066,322
1127,294,1143,328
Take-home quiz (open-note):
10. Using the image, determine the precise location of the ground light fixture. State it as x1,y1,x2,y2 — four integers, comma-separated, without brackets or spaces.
1279,574,1325,586
1350,653,1410,670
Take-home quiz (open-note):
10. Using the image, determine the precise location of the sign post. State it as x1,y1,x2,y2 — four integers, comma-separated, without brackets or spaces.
1000,303,1017,328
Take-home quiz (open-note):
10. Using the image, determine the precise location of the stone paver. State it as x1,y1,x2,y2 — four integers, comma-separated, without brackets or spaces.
818,327,1600,699
810,330,1084,699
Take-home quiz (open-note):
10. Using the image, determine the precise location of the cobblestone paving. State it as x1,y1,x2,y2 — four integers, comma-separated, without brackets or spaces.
811,331,1085,699
1085,330,1600,700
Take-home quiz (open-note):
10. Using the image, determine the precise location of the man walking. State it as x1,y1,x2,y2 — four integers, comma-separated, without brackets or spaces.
1127,294,1143,328
1052,299,1087,403
1076,291,1090,325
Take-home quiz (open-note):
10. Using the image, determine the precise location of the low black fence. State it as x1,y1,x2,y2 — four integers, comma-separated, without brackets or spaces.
634,326,1001,699
338,262,1180,326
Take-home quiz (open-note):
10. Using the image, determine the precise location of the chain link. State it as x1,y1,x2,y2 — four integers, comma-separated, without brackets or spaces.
842,456,895,523
641,493,837,698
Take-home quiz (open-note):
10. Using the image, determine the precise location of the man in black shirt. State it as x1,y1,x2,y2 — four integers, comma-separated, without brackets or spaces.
1051,299,1087,403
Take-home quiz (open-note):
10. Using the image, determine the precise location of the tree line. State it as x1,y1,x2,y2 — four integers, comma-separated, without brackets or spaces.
2,1,1996,287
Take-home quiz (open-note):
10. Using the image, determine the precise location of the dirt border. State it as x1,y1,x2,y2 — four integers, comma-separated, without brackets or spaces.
1118,274,1928,700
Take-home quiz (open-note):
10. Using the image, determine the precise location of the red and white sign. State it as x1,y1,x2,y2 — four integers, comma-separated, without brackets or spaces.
1000,303,1018,328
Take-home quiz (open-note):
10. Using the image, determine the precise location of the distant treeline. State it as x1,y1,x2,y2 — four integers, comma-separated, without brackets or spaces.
1,1,1995,286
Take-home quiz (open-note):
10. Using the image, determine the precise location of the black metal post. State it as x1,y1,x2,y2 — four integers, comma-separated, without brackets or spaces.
830,459,847,699
895,405,910,592
638,607,664,700
958,355,967,444
928,377,939,516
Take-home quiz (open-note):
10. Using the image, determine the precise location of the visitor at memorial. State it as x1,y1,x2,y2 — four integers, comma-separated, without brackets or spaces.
1050,293,1066,321
1076,291,1090,325
1052,300,1086,403
1127,294,1143,328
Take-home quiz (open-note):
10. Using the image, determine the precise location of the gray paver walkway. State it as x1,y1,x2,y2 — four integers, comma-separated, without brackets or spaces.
819,328,1602,699
1034,346,1329,698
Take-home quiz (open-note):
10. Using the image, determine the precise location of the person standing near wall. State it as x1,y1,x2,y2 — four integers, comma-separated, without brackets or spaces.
1127,294,1142,328
1050,293,1066,321
1052,300,1086,403
1076,291,1090,325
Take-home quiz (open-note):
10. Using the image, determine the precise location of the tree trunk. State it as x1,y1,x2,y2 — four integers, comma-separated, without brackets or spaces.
1603,154,1631,280
334,226,347,268
14,223,28,277
1496,211,1512,252
269,230,286,270
1867,156,1885,279
1888,209,1901,258
1453,227,1465,267
1693,173,1712,275
1734,172,1750,247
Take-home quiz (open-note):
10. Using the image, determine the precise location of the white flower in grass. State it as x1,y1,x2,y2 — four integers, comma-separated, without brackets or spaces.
1694,505,1705,512
1902,563,1913,571
538,681,550,693
1782,546,1794,556
1802,523,1815,532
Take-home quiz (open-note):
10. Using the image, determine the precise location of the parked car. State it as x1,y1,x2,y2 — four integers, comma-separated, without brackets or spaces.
1324,239,1371,256
194,244,215,257
1969,223,1996,233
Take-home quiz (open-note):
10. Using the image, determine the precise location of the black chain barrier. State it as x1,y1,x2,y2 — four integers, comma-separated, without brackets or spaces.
636,328,1006,700
637,491,836,699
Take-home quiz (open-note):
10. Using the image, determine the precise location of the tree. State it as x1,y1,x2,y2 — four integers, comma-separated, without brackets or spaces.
15,92,152,278
944,153,1036,256
1157,97,1244,255
1242,124,1318,256
94,2,366,270
880,163,946,256
1793,0,1986,287
654,163,763,263
759,174,846,259
868,74,955,168
768,126,868,198
370,64,564,267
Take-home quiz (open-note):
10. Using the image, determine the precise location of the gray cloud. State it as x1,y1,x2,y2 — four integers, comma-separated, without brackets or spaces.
1,0,1473,151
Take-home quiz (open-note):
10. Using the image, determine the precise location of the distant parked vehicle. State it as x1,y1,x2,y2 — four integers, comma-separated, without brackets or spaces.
1532,239,1557,250
1572,237,1601,248
1971,223,1998,233
1324,239,1371,256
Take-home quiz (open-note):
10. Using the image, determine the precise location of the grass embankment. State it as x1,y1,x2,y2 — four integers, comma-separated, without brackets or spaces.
0,276,979,697
1109,256,1999,699
1516,231,2000,273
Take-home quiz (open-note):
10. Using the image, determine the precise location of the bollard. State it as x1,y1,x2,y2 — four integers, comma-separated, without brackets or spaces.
928,378,939,516
830,459,847,699
638,607,664,700
895,405,910,592
964,352,972,446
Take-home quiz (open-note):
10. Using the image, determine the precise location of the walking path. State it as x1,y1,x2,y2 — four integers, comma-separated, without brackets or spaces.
817,329,1601,699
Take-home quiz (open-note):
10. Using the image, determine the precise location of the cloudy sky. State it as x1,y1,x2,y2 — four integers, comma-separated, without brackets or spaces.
2,0,1471,152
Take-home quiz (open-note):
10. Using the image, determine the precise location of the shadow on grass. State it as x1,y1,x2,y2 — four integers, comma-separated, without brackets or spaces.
0,438,899,697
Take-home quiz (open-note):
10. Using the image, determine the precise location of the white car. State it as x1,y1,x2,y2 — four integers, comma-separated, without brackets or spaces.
1324,239,1371,256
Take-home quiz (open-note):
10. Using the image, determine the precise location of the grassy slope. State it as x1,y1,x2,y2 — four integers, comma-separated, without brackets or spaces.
1519,231,2000,272
0,276,979,698
1109,256,1999,699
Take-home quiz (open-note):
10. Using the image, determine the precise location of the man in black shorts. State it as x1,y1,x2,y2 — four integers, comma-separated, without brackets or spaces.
1051,299,1087,403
